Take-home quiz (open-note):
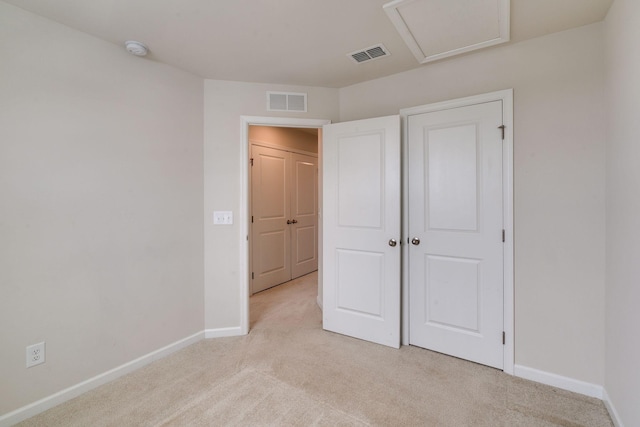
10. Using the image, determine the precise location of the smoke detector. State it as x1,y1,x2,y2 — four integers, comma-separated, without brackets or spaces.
125,41,148,56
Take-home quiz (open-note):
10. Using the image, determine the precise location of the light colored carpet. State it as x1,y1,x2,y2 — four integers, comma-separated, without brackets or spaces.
18,272,613,426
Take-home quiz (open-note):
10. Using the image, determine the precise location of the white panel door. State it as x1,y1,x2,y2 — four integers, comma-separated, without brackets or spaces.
408,101,504,368
251,145,291,293
290,153,318,279
323,116,401,348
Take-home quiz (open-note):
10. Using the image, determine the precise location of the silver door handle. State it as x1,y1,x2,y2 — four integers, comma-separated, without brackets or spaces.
291,219,298,224
411,237,420,245
389,239,397,247
286,220,292,224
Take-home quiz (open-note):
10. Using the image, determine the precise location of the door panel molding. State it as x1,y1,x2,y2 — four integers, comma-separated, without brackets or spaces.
400,89,514,374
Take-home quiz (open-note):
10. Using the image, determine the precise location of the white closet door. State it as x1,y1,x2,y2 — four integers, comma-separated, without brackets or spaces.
408,100,505,368
322,116,401,348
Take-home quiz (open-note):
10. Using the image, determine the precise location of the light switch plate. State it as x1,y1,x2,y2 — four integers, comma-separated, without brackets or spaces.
213,211,233,225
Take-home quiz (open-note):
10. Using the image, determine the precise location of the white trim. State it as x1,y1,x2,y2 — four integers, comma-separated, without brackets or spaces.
204,326,243,339
400,110,410,345
240,116,331,337
603,389,624,427
501,90,514,375
514,365,603,399
316,295,323,309
0,331,204,427
399,89,515,375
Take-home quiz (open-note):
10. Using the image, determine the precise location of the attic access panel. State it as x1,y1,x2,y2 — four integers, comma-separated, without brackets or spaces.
384,0,510,64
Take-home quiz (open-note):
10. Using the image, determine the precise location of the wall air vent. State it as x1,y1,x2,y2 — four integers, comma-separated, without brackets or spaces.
267,92,307,112
348,44,391,64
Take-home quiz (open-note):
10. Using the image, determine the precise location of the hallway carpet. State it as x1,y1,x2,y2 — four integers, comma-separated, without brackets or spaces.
19,272,613,426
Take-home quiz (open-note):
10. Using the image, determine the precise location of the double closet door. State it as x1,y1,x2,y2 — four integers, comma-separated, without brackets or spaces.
251,144,318,294
323,94,508,370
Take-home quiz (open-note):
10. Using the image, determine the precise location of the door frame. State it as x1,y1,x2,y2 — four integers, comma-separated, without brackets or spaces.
240,116,331,335
400,89,514,374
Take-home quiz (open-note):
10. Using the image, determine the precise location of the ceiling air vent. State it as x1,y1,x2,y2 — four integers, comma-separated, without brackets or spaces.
267,92,307,112
348,44,391,64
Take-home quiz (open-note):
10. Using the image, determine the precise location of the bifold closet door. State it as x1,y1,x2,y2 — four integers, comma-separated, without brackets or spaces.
251,146,318,294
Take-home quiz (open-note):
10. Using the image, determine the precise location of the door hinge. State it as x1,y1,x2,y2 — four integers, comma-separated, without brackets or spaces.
502,229,505,242
250,158,254,166
251,215,254,223
252,272,254,280
502,331,506,345
498,125,505,140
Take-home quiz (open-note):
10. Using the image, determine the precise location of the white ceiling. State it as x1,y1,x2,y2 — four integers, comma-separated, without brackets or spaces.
4,0,612,88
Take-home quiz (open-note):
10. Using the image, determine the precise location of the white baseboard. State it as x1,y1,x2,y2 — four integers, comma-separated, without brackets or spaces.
316,295,323,309
603,388,624,427
204,326,243,338
0,331,204,427
514,364,603,399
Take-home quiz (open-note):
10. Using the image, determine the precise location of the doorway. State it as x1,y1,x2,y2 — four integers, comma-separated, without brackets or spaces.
239,116,331,335
249,126,319,294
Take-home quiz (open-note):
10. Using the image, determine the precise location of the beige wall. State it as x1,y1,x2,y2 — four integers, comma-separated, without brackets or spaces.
249,126,318,154
203,80,338,330
340,24,607,386
604,1,640,425
1,0,625,420
0,2,204,415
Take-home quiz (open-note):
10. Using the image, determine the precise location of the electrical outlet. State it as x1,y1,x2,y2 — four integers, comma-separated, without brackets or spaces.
26,342,45,368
